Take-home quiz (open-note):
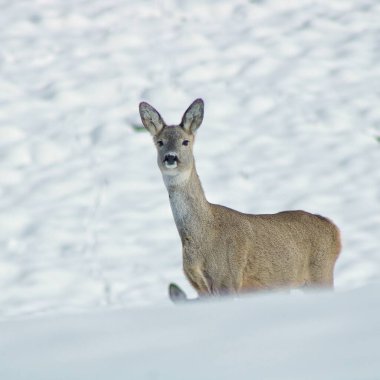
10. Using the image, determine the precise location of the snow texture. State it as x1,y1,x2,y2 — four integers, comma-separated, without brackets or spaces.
1,286,380,379
0,0,379,376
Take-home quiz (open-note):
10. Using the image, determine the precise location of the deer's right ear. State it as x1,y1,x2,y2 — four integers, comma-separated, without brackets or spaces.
139,102,165,136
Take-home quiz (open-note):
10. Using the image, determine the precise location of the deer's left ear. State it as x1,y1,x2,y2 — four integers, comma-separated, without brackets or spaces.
181,98,204,133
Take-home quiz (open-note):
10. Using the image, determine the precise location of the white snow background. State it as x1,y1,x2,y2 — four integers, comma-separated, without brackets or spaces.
0,0,380,378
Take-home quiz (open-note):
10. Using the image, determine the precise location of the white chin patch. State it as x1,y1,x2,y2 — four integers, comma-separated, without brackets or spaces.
165,161,178,169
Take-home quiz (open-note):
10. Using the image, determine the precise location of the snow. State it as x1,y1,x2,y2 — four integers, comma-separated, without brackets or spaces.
1,286,380,379
0,0,379,377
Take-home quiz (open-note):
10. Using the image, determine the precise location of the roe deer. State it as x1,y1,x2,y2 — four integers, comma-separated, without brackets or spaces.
139,99,341,301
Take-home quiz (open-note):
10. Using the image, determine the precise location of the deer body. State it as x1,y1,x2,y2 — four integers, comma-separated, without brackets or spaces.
139,99,341,297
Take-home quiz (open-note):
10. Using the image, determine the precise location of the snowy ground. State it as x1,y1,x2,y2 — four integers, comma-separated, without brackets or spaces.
1,0,380,318
0,0,380,376
1,285,380,380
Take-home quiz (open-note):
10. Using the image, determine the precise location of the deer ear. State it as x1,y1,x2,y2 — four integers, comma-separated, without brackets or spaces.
139,102,166,136
181,98,204,133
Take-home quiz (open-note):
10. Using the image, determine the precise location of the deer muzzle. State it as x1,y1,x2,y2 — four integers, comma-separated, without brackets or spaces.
164,153,179,168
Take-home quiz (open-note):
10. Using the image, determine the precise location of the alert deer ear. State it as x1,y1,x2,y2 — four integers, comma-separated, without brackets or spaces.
181,98,204,133
139,102,166,136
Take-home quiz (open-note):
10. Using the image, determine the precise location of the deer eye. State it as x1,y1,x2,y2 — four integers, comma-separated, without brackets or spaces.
157,140,164,147
182,140,190,146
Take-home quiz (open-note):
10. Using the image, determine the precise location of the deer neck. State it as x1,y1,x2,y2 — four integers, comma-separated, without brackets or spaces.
163,164,211,241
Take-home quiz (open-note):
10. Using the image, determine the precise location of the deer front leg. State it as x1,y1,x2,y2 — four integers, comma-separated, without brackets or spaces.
184,265,212,296
214,272,244,296
185,265,244,297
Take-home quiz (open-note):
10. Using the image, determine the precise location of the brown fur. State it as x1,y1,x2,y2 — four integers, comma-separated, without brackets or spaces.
139,99,341,297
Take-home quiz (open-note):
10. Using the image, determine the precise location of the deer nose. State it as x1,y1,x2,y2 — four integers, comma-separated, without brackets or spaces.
164,153,178,165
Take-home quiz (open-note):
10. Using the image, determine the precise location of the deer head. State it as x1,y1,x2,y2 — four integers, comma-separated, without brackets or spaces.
139,99,204,177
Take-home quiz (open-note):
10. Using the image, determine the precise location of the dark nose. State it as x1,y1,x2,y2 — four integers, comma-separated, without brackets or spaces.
164,153,178,165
